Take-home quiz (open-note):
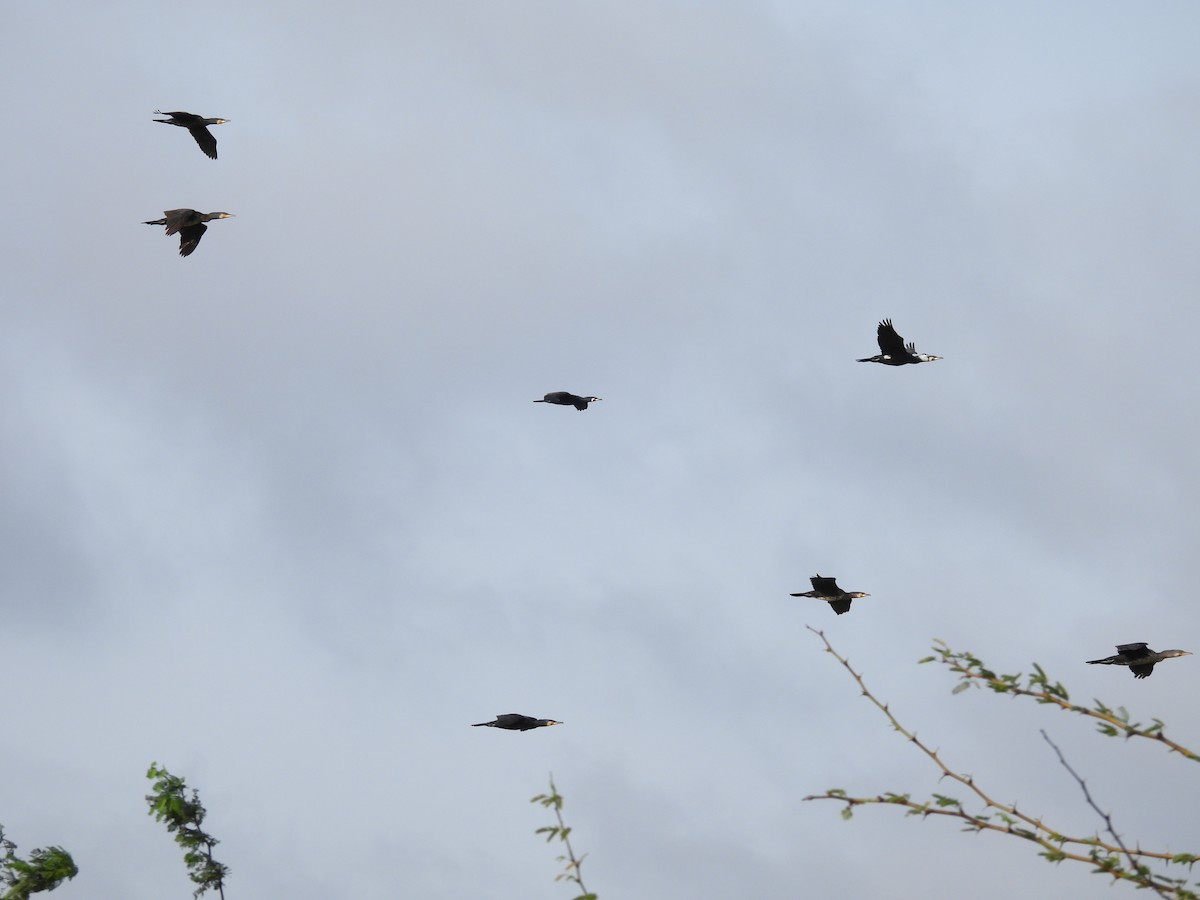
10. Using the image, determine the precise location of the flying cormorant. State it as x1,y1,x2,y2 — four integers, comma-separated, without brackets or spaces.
534,392,602,411
143,209,234,257
790,574,870,615
153,110,229,160
1086,643,1192,679
857,319,942,365
472,714,562,731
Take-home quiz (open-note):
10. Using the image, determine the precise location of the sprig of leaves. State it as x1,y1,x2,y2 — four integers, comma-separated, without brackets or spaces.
531,776,596,900
920,640,1198,760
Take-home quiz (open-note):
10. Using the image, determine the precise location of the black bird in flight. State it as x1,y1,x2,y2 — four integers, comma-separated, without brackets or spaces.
857,319,941,365
1086,643,1192,679
472,714,562,731
790,574,870,615
153,110,229,159
534,392,602,411
143,209,234,257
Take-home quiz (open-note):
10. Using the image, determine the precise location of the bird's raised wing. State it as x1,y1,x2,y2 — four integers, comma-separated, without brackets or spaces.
159,210,195,235
156,111,203,126
1115,642,1150,658
810,575,841,595
877,319,907,356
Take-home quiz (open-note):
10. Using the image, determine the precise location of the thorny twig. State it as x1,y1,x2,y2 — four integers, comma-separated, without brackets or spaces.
1039,729,1169,897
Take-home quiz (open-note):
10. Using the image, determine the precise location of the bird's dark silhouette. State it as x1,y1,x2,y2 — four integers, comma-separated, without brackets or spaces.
153,110,229,160
857,319,941,365
534,392,602,411
790,574,870,615
143,209,234,257
1086,643,1192,679
472,714,561,731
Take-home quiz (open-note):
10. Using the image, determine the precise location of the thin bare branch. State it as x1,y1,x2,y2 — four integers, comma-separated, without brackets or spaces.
1040,730,1170,897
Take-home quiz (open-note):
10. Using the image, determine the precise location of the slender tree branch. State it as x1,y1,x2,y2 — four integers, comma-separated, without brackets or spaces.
145,763,229,900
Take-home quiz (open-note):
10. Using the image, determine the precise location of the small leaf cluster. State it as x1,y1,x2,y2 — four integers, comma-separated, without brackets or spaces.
0,825,77,900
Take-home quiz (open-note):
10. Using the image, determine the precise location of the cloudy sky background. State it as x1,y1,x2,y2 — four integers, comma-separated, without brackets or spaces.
3,2,1199,897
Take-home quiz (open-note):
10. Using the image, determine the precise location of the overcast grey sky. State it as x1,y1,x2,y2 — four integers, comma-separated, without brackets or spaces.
3,2,1199,898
